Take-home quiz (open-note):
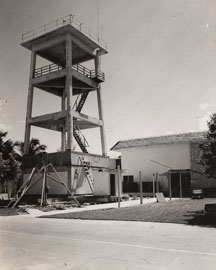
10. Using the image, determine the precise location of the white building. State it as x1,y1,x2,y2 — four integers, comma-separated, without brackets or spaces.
111,132,216,197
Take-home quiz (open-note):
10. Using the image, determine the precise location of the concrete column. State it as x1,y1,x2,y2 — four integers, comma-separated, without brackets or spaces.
61,92,66,151
95,51,107,156
65,34,74,151
24,50,36,154
94,49,100,75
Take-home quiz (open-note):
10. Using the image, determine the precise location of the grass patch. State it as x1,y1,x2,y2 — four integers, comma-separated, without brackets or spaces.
43,198,216,227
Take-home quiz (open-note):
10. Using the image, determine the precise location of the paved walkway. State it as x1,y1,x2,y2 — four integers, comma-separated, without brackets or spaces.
25,197,157,217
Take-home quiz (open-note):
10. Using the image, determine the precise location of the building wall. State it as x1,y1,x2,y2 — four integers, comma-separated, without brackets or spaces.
71,152,110,196
120,142,191,194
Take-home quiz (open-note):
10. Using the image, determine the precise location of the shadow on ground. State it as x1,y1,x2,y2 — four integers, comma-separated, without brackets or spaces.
184,210,216,228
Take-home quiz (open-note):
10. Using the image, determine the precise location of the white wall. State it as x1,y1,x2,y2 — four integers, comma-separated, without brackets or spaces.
71,152,110,196
93,171,110,195
120,142,191,184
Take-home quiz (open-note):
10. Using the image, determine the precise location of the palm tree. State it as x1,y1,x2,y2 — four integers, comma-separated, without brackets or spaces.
28,138,47,155
14,138,47,156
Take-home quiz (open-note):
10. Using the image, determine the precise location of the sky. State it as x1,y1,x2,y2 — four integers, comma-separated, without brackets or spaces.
0,0,216,156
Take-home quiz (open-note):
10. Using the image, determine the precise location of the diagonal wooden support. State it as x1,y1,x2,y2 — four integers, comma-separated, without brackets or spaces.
49,164,80,206
46,174,64,185
11,167,38,208
40,169,46,207
12,176,43,208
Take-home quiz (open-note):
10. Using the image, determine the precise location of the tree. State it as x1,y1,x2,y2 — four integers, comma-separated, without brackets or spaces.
0,132,21,196
28,138,47,155
14,138,47,156
0,133,47,197
199,113,216,179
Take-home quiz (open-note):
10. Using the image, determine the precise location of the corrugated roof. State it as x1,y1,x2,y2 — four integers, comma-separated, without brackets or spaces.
111,131,206,150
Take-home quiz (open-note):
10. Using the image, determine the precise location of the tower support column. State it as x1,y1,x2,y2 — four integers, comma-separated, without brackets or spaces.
24,50,36,154
95,51,107,156
65,34,74,151
61,92,66,151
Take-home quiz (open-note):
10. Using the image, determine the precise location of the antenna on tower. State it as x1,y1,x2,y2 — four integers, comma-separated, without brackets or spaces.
97,0,100,37
96,0,101,70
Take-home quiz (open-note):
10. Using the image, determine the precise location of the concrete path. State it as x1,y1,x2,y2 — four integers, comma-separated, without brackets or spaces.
26,197,157,217
0,215,215,270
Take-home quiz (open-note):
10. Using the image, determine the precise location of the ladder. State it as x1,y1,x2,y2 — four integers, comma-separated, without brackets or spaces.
72,157,94,193
82,160,94,192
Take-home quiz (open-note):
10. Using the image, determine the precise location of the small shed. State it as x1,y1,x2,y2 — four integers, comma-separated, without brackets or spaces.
160,169,201,198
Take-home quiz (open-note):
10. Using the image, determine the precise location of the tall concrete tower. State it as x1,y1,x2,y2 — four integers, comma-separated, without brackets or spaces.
22,15,110,196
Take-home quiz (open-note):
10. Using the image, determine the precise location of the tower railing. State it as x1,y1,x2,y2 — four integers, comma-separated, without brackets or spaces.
34,62,105,82
22,14,107,50
34,63,63,78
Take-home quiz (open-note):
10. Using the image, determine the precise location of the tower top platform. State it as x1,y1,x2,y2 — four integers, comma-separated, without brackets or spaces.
21,14,108,55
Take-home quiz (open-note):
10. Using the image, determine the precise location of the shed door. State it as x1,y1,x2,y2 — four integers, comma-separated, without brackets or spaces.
171,173,191,197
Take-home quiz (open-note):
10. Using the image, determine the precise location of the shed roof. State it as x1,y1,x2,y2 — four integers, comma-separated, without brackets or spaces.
111,131,206,150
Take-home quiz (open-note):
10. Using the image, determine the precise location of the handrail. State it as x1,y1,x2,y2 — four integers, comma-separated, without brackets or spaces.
34,63,63,78
72,64,91,78
34,62,105,82
22,14,107,50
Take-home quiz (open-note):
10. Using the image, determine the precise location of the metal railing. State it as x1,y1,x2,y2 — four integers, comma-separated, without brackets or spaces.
34,62,105,82
72,64,105,81
90,69,105,82
34,63,63,78
22,14,107,50
72,63,91,78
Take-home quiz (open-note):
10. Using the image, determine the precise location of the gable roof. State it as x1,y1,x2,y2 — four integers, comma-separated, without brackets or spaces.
111,131,207,151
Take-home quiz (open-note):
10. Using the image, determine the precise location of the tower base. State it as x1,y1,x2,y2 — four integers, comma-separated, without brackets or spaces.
22,150,111,197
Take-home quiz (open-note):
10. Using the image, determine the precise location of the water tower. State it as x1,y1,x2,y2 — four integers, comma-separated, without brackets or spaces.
21,15,111,197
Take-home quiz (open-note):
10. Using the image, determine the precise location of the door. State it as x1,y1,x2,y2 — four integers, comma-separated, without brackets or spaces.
171,172,191,197
110,174,115,196
171,173,180,197
182,173,191,197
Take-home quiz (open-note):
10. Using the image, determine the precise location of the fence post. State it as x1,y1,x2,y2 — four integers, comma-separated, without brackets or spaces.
152,173,155,196
117,165,121,208
168,173,172,200
179,172,182,198
139,171,143,204
156,172,159,193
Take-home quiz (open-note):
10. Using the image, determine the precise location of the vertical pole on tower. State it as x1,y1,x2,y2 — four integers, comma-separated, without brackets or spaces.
95,50,107,156
24,50,36,154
